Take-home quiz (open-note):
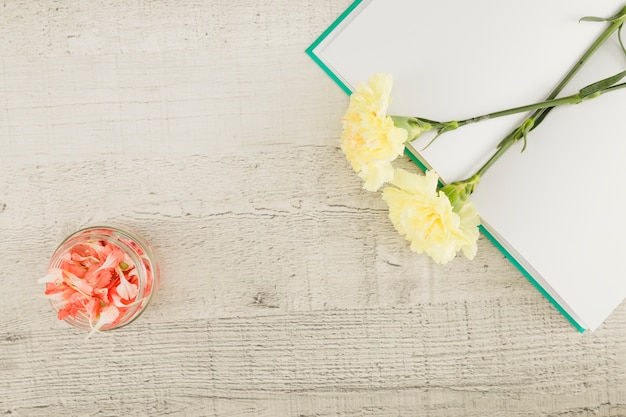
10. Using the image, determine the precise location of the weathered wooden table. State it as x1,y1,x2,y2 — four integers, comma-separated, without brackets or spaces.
1,1,624,415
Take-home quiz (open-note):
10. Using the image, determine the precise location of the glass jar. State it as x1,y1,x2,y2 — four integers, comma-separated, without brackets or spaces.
43,225,160,333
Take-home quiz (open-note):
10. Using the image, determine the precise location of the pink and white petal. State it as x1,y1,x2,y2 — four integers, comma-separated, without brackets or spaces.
38,268,63,284
64,271,94,296
87,305,120,338
115,266,138,300
94,247,125,273
111,292,126,308
85,298,101,324
122,254,135,270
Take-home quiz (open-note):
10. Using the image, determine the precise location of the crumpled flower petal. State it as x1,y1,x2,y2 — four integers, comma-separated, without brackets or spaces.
382,169,480,264
87,305,120,338
340,73,408,191
115,266,138,301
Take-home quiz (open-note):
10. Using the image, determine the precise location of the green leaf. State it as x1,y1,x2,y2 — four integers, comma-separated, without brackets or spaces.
518,118,534,153
620,24,626,55
580,71,626,98
581,5,626,23
421,131,443,151
420,121,458,151
580,15,612,23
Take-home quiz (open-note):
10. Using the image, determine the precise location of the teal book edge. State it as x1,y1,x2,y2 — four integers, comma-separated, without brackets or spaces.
306,0,585,333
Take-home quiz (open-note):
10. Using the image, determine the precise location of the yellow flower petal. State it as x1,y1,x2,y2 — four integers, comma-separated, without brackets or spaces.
382,168,480,264
340,73,408,191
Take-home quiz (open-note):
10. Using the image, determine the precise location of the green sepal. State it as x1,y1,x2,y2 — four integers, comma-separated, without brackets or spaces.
441,174,481,213
391,116,433,142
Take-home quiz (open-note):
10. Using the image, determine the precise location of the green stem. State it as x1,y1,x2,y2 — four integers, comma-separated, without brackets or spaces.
475,133,516,178
453,80,626,127
472,5,626,178
544,6,626,101
474,80,626,177
455,94,582,127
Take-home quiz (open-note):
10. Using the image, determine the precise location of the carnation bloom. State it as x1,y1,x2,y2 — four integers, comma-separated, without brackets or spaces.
382,169,480,264
340,73,412,191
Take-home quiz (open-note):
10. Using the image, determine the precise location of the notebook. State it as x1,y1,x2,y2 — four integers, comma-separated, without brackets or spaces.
307,0,626,331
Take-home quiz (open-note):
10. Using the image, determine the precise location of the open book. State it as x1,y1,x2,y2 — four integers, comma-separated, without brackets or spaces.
307,0,626,331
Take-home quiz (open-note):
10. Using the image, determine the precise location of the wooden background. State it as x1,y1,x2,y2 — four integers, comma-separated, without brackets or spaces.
1,1,624,416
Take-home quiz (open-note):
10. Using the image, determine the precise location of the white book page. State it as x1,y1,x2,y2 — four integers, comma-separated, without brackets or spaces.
315,0,626,330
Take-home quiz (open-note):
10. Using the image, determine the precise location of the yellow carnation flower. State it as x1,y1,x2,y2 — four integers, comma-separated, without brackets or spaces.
382,169,480,264
340,73,408,191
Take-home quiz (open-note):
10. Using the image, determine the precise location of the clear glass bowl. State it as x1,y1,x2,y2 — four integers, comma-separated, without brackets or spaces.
44,225,160,332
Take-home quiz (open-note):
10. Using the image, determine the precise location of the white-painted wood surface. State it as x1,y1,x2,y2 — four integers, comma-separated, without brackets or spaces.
0,1,624,416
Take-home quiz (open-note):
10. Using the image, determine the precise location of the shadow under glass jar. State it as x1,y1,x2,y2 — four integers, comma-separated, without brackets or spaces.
44,225,160,333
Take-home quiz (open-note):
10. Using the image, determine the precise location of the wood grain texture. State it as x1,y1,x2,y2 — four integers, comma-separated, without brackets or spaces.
0,1,624,416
